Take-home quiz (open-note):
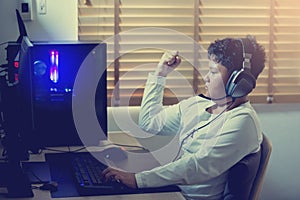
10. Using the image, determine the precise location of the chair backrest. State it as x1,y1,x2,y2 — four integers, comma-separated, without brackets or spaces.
223,133,272,200
248,133,272,200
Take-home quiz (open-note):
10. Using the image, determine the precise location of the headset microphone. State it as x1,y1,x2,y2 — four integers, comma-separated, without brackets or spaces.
209,95,230,101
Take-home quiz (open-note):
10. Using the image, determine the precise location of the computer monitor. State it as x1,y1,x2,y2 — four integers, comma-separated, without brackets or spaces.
17,37,108,150
16,9,28,43
17,36,35,151
6,9,29,84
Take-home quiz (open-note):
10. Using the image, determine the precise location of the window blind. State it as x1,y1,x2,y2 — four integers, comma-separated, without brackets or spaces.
196,0,270,103
270,0,300,103
78,0,300,105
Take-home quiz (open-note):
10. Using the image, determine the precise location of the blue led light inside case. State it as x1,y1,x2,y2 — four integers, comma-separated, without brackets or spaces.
50,50,59,83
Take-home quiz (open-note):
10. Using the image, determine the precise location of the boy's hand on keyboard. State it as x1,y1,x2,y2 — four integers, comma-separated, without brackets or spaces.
102,167,137,189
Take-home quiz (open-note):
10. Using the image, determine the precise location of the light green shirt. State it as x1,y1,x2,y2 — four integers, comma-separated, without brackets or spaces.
136,73,262,200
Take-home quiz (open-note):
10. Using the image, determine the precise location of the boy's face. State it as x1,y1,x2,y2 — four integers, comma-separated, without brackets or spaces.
204,56,230,100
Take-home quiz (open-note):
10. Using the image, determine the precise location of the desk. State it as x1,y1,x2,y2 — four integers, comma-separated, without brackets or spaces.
2,190,185,200
0,132,185,200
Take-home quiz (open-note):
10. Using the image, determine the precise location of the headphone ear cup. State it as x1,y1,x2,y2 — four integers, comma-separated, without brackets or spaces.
226,70,256,98
226,70,238,97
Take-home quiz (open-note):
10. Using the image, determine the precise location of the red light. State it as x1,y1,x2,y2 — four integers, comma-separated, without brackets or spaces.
14,61,19,68
15,74,19,81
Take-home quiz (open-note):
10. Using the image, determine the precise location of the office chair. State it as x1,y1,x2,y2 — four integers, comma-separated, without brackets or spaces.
224,133,272,200
248,133,272,200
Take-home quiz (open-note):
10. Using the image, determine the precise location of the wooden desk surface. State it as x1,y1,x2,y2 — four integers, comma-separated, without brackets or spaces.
0,132,185,200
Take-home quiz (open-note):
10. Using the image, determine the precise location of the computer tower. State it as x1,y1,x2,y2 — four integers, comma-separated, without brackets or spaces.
6,42,21,84
15,40,107,150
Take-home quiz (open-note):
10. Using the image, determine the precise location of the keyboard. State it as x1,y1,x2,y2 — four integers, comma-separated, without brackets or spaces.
69,152,181,196
70,153,127,195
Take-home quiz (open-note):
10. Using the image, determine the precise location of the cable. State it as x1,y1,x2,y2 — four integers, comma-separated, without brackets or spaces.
0,64,8,78
43,143,147,153
31,186,39,190
73,147,87,152
0,68,7,73
40,146,86,153
0,41,8,47
172,101,235,162
28,148,43,155
1,149,7,158
112,142,149,151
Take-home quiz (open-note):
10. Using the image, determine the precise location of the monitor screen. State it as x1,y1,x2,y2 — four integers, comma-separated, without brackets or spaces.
17,38,107,149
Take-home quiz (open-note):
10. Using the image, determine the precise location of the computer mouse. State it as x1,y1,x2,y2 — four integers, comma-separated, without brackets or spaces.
101,146,128,162
39,181,58,192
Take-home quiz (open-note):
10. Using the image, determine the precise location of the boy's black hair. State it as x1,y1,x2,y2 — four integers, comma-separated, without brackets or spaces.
208,35,266,79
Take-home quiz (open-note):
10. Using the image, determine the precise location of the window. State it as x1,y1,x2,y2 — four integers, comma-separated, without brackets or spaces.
78,0,300,106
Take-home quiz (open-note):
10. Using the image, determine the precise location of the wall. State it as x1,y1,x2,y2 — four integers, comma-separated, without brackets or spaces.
253,104,300,200
0,0,77,64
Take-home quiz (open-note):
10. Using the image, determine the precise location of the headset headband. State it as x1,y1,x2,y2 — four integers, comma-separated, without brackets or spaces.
238,38,252,70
